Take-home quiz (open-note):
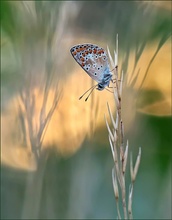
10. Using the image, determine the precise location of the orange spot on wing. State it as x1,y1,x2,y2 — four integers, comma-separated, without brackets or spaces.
80,57,85,62
99,49,104,54
93,49,97,54
81,63,85,67
72,51,77,55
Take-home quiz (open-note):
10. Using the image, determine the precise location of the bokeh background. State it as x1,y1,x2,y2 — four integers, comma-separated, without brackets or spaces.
1,1,171,219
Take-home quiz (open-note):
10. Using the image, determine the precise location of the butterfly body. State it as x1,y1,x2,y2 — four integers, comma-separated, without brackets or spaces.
70,44,112,91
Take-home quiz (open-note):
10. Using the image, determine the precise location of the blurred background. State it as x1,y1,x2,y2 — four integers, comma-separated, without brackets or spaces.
1,1,171,219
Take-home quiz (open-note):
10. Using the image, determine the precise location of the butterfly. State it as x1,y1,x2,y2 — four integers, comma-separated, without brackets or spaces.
70,44,114,101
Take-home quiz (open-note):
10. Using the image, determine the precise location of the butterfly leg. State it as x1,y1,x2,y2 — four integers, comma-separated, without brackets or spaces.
105,87,114,93
107,79,117,89
110,78,122,86
110,65,118,73
104,84,116,93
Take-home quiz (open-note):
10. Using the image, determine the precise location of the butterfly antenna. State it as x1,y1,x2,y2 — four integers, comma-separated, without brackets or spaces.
85,86,97,101
79,84,98,100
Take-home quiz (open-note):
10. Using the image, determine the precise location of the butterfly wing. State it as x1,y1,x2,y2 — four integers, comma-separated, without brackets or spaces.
70,44,110,83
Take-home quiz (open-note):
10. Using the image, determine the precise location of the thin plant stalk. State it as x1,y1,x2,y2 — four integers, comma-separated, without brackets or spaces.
105,35,141,219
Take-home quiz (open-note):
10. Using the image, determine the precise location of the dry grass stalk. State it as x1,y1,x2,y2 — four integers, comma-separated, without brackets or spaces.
105,35,142,219
18,82,62,163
